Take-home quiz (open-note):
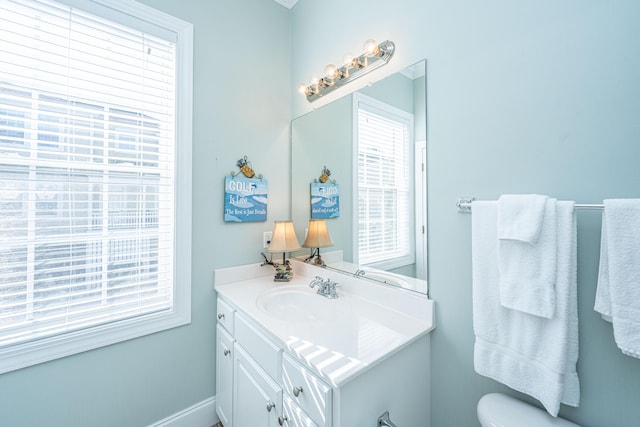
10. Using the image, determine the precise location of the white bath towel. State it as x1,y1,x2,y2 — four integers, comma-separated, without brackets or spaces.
497,197,557,318
497,194,548,243
472,200,579,417
594,199,640,358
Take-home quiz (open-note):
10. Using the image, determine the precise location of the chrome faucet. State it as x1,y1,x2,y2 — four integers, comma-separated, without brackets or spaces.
377,411,398,427
309,276,339,299
354,268,366,277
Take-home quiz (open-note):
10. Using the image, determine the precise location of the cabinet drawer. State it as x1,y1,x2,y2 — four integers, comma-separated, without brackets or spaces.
217,297,235,334
282,353,332,427
282,395,319,427
235,312,282,380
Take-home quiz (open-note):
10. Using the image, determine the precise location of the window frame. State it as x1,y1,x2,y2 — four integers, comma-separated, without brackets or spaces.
0,0,193,374
352,92,415,270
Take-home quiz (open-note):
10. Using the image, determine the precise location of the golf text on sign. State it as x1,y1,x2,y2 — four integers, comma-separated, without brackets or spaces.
224,176,268,222
311,182,339,219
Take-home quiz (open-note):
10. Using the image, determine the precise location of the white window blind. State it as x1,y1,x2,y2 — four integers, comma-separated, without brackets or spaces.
0,0,192,372
355,94,414,267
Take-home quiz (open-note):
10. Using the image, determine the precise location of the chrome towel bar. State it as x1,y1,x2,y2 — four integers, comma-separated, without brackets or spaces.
456,197,604,213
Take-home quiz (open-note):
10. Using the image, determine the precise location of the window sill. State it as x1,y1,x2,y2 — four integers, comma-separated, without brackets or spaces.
0,307,190,374
363,254,415,271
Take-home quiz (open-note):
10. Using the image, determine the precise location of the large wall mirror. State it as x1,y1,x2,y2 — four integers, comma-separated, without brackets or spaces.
291,60,427,294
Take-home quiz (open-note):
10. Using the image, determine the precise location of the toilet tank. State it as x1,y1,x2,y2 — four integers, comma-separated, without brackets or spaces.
477,393,580,427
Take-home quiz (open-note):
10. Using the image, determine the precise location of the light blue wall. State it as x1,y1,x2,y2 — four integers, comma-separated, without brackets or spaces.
291,95,353,261
0,1,290,426
291,1,640,426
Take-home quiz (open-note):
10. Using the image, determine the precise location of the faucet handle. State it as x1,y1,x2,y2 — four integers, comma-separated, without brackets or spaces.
309,276,323,288
309,276,340,298
327,279,340,298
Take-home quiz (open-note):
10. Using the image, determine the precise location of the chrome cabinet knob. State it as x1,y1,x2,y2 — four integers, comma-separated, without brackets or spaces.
293,386,303,397
278,415,288,425
266,401,276,412
217,313,225,320
223,349,230,356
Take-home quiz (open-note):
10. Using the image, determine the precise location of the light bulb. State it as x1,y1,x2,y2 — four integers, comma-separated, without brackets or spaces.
324,64,338,79
310,76,319,86
343,53,354,66
363,39,379,56
297,83,308,95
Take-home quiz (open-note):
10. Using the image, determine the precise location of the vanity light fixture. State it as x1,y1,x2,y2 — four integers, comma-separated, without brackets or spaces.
266,220,302,281
303,219,334,266
297,39,395,103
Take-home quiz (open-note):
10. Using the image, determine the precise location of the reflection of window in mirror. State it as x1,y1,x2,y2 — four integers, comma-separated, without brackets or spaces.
352,93,415,270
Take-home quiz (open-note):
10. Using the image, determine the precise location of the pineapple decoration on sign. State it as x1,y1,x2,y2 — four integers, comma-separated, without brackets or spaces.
232,155,262,179
310,166,339,219
318,166,334,184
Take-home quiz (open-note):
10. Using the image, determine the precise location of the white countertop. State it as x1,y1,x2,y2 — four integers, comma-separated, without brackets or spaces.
214,259,435,387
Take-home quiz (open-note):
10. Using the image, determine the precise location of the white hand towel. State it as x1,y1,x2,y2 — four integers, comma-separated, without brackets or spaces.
497,197,557,318
594,199,640,358
498,194,548,243
472,200,579,417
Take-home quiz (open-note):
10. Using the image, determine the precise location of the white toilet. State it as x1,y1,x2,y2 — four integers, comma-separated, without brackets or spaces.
477,393,580,427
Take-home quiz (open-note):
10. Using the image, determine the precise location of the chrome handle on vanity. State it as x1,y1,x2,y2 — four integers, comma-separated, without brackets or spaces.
278,415,288,425
266,401,276,412
223,349,230,356
293,386,303,397
217,313,225,320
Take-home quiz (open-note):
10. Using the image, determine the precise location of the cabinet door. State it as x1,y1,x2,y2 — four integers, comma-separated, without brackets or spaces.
233,344,282,427
216,324,234,427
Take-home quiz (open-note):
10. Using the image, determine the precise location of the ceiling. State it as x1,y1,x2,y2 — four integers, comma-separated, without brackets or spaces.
272,0,299,9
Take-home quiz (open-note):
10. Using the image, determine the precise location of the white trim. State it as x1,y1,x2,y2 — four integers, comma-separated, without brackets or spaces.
173,0,194,328
352,95,359,265
366,254,415,272
0,0,193,374
352,92,415,267
0,309,190,375
415,140,427,281
148,397,219,427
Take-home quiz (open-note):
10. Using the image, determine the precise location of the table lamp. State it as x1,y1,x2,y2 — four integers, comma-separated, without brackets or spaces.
302,219,334,266
265,220,301,281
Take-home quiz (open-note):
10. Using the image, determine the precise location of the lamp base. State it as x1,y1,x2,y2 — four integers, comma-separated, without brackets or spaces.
274,262,293,282
304,248,326,267
312,255,325,267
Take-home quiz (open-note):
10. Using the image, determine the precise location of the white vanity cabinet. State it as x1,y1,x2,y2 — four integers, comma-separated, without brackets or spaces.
216,324,234,427
214,261,434,427
217,299,327,427
216,296,237,427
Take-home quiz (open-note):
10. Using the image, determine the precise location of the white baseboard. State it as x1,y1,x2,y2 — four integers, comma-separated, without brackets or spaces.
148,396,220,427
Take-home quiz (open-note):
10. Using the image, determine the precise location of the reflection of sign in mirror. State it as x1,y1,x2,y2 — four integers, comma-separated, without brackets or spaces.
311,182,339,219
224,176,268,222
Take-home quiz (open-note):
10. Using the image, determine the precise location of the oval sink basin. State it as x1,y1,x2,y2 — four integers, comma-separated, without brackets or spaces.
256,286,339,322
